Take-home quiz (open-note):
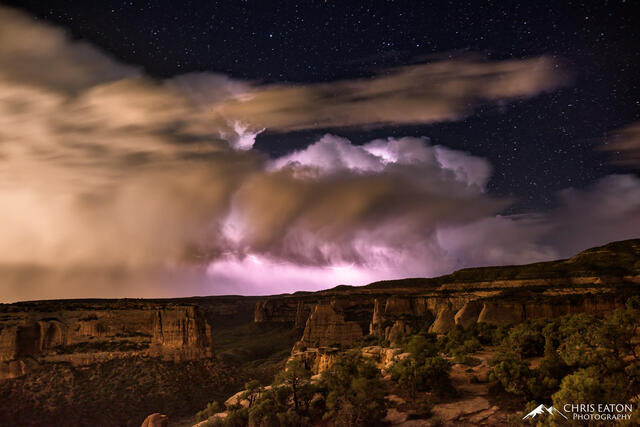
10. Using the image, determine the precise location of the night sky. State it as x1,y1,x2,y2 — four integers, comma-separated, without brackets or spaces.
6,0,640,211
0,0,640,300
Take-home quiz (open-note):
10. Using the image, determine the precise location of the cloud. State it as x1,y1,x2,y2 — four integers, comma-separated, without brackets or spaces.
600,122,640,166
215,56,569,131
0,72,262,268
436,215,559,268
546,174,640,254
0,6,636,301
207,173,640,295
0,7,137,92
268,135,491,189
224,136,505,266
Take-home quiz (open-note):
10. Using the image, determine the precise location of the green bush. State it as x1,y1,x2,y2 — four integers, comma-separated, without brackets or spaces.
274,360,311,413
420,356,455,396
488,350,533,397
505,321,546,358
489,296,640,404
406,333,439,362
224,407,249,427
322,356,388,426
240,380,262,407
248,396,282,427
438,322,504,356
196,401,221,422
552,366,629,411
391,355,454,398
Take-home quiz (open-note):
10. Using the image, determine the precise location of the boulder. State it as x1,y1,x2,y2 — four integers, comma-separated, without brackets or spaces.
141,413,168,427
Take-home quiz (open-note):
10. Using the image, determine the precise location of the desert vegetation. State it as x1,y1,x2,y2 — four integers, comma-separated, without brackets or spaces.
196,295,640,426
489,296,640,424
198,355,389,427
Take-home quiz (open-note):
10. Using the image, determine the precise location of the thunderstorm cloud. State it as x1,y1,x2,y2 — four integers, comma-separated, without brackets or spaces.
0,6,637,301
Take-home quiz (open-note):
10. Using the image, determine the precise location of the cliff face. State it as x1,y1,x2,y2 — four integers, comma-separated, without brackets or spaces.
273,290,630,350
256,239,640,351
294,304,363,350
0,301,213,379
254,299,315,329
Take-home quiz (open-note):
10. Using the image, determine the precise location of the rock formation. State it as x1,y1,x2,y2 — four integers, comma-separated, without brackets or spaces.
0,301,213,379
454,300,484,328
429,304,456,334
295,304,363,349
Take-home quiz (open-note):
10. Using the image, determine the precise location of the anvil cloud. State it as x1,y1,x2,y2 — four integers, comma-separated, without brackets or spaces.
0,7,638,301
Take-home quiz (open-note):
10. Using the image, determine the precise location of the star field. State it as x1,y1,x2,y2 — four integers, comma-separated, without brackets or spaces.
6,0,640,212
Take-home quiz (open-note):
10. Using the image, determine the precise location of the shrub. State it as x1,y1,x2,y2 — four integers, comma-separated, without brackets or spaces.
439,323,500,356
505,322,546,358
322,356,388,426
248,396,281,427
420,356,455,396
406,333,439,363
554,313,601,367
489,350,533,397
224,407,249,427
196,401,221,422
490,299,640,402
391,355,454,398
240,380,262,407
538,345,568,381
551,366,631,410
391,358,419,398
274,360,311,413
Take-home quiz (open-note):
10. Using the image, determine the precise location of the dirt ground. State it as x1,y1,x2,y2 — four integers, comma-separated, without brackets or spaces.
384,348,526,427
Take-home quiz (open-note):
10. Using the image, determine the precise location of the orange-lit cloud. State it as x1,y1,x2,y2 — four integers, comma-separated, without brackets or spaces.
212,56,568,131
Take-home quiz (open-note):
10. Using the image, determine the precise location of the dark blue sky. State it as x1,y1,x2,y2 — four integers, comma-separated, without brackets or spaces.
7,0,640,212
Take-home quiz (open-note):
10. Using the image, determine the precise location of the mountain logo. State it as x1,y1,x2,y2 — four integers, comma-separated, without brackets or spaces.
523,404,569,420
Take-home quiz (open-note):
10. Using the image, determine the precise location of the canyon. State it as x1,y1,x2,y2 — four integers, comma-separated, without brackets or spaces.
0,238,638,425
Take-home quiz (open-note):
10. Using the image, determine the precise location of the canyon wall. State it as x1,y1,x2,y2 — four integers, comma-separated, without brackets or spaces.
257,288,632,351
0,300,213,379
